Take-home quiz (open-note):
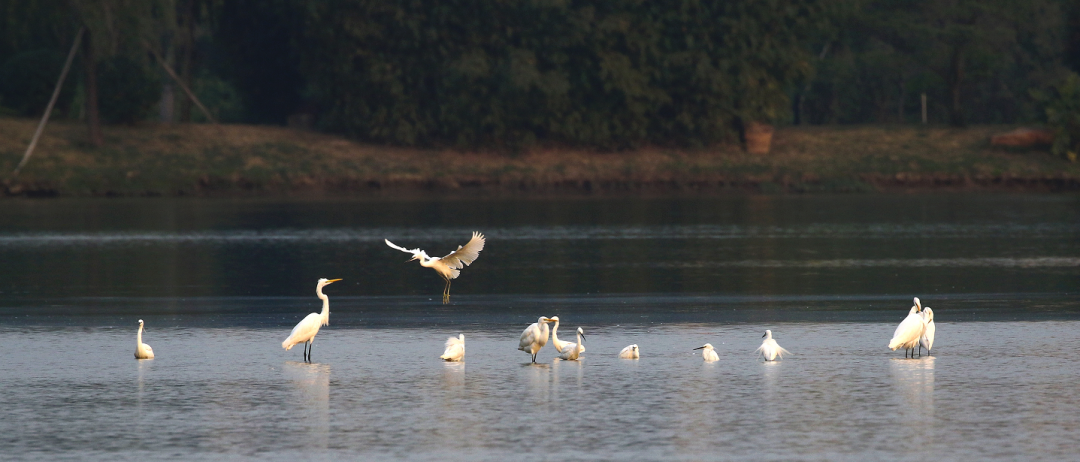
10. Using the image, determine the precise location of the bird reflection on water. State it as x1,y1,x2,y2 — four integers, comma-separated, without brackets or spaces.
282,361,331,451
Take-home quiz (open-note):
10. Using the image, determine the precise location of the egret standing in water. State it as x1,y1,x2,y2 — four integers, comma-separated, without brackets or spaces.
440,334,465,361
518,316,555,363
385,232,486,304
756,330,791,361
618,344,640,359
135,319,154,360
694,343,719,362
558,327,586,361
550,316,575,353
282,278,341,362
889,297,925,358
920,306,935,355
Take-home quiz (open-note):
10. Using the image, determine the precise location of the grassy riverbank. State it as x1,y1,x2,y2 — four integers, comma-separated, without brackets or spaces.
1,117,1077,196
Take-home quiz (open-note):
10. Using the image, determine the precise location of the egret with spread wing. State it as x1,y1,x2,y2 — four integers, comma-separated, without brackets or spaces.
282,278,341,362
385,232,486,304
756,330,791,361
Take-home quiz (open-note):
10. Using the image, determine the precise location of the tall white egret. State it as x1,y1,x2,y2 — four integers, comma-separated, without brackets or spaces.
889,297,925,358
920,307,935,355
618,344,639,359
756,330,791,361
135,319,154,360
281,278,341,362
693,343,719,362
440,334,465,361
558,327,586,360
518,316,555,363
385,231,486,304
550,316,571,353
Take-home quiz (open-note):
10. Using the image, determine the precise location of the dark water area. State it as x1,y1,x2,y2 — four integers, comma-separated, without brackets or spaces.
0,194,1077,460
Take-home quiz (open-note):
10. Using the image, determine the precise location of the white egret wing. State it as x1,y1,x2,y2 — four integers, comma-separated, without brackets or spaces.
440,232,486,270
385,239,421,255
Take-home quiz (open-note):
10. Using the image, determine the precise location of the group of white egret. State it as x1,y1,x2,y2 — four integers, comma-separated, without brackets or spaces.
132,231,938,363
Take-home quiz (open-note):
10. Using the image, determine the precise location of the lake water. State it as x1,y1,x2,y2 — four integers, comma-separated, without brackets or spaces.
0,194,1078,460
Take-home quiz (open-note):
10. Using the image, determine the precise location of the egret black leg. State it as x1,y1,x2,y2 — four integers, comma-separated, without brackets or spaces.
308,341,313,362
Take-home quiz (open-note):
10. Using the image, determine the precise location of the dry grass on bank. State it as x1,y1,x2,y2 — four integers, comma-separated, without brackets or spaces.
1,117,1077,196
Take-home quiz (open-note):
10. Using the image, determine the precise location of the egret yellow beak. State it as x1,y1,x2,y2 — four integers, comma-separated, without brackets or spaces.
327,278,342,283
407,255,419,262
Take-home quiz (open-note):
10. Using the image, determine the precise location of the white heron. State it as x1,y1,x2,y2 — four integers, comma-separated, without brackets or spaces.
440,334,465,361
385,231,486,304
518,316,555,363
693,343,719,362
920,307,935,355
618,344,639,359
551,316,578,353
756,330,791,361
135,319,154,360
889,297,926,358
558,327,586,361
281,278,341,362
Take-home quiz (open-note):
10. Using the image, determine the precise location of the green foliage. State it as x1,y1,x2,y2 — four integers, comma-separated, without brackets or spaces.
301,0,822,149
192,70,245,123
0,49,76,117
97,55,161,124
1036,73,1080,161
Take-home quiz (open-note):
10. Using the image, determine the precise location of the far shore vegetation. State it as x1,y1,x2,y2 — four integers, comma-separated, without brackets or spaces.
2,118,1077,197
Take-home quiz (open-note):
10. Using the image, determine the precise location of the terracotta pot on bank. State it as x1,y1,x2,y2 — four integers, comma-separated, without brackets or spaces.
743,122,774,154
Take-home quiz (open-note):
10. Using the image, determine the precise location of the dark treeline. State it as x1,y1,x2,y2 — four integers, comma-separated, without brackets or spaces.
2,0,1080,150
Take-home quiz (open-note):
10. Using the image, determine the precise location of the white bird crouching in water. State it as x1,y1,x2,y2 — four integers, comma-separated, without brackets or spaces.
282,278,341,362
889,297,926,358
694,343,719,362
518,316,555,363
551,316,582,354
920,307,935,355
558,327,586,360
618,344,639,359
135,319,154,360
441,334,465,361
385,232,486,304
756,330,791,361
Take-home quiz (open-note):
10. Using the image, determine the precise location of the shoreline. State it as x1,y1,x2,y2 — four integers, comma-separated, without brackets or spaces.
2,118,1078,197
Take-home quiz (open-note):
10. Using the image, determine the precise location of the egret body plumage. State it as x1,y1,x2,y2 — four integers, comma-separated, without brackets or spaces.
694,343,719,362
281,278,341,362
558,327,586,360
756,330,791,361
889,297,925,358
920,307,935,355
618,344,639,359
518,316,555,363
385,232,485,304
440,334,465,361
135,319,154,360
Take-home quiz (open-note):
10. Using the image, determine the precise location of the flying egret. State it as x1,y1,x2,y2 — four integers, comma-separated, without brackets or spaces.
518,316,555,363
440,334,465,361
693,343,719,362
618,344,639,359
558,327,586,361
385,231,486,304
889,297,925,358
135,319,154,360
920,307,935,355
756,330,791,361
281,278,341,362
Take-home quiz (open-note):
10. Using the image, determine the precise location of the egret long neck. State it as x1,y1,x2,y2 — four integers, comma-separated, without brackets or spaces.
317,287,330,323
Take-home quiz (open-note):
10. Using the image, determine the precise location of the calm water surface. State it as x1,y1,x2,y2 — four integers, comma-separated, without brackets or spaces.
0,194,1077,461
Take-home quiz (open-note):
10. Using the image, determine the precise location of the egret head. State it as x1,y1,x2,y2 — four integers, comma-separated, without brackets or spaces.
914,297,922,311
922,307,934,321
138,319,144,325
549,316,560,323
459,333,465,341
539,316,555,324
631,344,638,352
577,327,585,342
318,278,342,288
763,329,772,339
693,343,714,351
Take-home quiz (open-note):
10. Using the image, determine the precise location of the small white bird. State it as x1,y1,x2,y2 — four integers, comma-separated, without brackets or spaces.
135,319,154,360
756,330,791,361
889,297,926,358
920,307,935,355
558,327,586,360
440,334,465,361
385,232,486,304
551,316,584,354
281,278,341,362
693,343,719,362
518,316,555,363
618,344,640,359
